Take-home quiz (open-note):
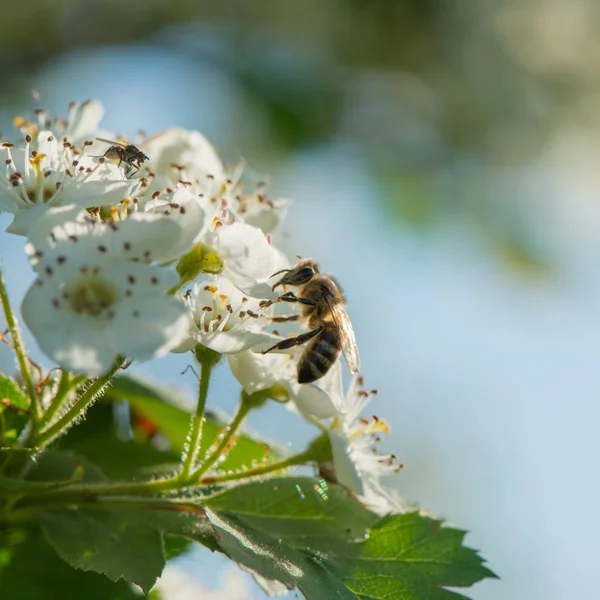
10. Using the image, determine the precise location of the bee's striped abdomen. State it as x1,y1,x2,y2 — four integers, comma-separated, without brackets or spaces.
297,325,341,384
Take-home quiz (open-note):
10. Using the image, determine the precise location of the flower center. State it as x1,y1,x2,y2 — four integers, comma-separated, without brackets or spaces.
66,275,118,317
26,185,55,204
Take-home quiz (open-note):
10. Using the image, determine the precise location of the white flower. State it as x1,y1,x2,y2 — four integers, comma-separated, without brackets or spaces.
137,187,207,262
327,376,403,508
204,221,288,299
228,350,294,396
28,191,205,265
0,109,135,236
140,128,226,198
234,192,290,234
52,100,109,144
21,207,196,375
228,349,343,417
174,276,277,354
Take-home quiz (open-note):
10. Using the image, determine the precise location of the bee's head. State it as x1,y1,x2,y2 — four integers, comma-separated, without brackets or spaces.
271,259,318,290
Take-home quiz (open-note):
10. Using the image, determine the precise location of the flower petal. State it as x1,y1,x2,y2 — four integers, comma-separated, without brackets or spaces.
208,222,288,299
21,283,116,375
109,296,190,361
329,428,364,495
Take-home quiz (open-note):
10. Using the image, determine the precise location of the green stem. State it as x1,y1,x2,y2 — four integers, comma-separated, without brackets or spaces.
9,476,181,508
6,495,207,524
179,360,212,480
198,449,314,486
192,396,251,480
30,358,124,447
6,450,316,511
0,267,39,420
37,371,72,430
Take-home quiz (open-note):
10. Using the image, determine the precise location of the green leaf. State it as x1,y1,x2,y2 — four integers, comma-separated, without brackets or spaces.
0,373,30,445
205,508,356,599
340,512,498,600
204,476,378,549
202,477,496,599
203,477,376,599
2,450,103,493
26,450,107,484
0,526,140,600
39,509,165,594
22,451,166,592
58,400,181,480
106,376,278,471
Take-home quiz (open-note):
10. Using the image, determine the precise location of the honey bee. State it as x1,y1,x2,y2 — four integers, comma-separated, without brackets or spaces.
262,259,360,384
95,138,149,178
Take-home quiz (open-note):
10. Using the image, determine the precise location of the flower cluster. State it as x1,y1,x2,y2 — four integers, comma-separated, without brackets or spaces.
0,101,402,514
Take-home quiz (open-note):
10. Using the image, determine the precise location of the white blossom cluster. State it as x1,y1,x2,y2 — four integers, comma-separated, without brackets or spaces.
0,101,401,515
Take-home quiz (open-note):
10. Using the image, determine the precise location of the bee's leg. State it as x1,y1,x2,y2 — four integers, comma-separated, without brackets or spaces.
278,292,315,307
261,326,323,354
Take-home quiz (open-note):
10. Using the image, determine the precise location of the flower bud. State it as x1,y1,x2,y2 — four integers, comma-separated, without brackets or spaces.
176,243,224,286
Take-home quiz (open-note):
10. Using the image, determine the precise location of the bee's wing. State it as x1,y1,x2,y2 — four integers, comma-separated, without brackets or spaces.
324,293,361,373
95,137,125,148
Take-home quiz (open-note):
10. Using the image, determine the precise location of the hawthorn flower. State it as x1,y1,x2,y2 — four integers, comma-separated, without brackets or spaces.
0,106,135,236
140,128,226,199
228,350,294,397
327,376,403,507
174,276,277,354
234,191,290,234
47,100,110,145
21,204,202,375
228,349,344,417
204,221,288,299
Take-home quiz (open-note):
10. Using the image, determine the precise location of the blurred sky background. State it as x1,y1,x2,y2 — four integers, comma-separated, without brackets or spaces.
1,1,599,598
